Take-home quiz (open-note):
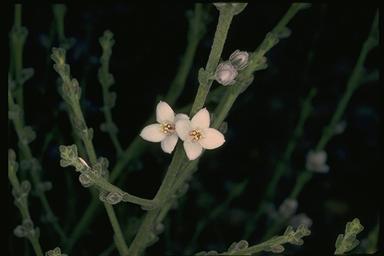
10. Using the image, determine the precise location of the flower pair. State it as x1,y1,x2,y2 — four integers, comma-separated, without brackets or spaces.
140,101,225,160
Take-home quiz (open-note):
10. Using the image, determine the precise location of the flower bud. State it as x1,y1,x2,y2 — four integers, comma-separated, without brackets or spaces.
278,198,298,219
215,61,238,86
306,150,329,173
229,50,249,70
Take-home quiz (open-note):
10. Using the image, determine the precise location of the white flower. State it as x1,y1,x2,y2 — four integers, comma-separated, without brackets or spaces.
215,61,238,86
140,101,188,154
175,108,225,160
229,50,249,70
305,150,329,173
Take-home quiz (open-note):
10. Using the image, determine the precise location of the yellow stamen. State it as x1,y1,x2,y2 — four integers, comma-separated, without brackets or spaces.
189,129,203,141
160,122,174,134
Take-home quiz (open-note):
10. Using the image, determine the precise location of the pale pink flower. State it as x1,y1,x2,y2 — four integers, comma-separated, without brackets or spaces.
215,61,238,86
175,108,225,160
140,101,188,154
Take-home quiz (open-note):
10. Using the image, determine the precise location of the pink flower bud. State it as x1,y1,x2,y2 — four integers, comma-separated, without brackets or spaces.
215,61,238,86
229,50,249,70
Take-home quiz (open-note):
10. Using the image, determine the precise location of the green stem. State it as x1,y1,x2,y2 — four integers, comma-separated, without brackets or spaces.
291,11,378,201
64,198,101,251
8,154,44,256
128,4,309,255
212,89,238,129
104,204,129,256
190,7,233,116
12,4,25,118
267,88,317,199
98,33,123,157
52,51,130,254
8,90,67,241
272,4,303,34
241,3,304,79
77,165,157,208
222,235,287,255
243,88,316,240
127,7,237,256
186,180,248,254
264,10,378,240
53,4,66,43
64,85,222,251
15,4,22,28
110,3,210,183
98,243,115,256
29,236,44,256
165,4,206,105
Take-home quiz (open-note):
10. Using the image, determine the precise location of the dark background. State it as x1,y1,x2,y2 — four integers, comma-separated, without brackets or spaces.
8,3,381,255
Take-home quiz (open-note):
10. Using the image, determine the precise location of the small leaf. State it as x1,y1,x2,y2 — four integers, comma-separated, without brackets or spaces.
105,192,122,205
78,173,93,188
270,244,285,253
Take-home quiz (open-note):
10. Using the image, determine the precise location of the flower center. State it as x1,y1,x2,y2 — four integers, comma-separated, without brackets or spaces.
160,122,174,134
189,129,203,141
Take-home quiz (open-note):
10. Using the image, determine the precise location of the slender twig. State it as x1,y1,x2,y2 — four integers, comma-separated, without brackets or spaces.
243,88,317,240
11,4,25,112
8,150,44,256
51,48,129,255
263,10,378,240
195,225,310,255
290,10,378,200
98,30,123,156
8,89,67,241
105,204,129,255
185,180,249,254
189,5,234,116
59,148,157,208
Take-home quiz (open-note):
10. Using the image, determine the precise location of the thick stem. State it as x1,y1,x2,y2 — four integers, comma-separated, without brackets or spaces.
190,8,233,116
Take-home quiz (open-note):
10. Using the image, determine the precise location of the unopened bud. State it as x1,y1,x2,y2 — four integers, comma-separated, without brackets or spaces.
229,50,249,70
215,61,238,86
306,150,329,173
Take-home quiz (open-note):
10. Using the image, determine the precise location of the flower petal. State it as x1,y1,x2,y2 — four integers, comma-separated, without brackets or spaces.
191,108,210,129
175,113,190,122
199,128,225,149
175,119,192,141
161,134,178,154
140,124,166,142
183,141,203,160
156,101,175,123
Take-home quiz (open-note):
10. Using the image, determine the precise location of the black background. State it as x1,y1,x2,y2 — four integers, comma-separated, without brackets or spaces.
8,3,382,255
